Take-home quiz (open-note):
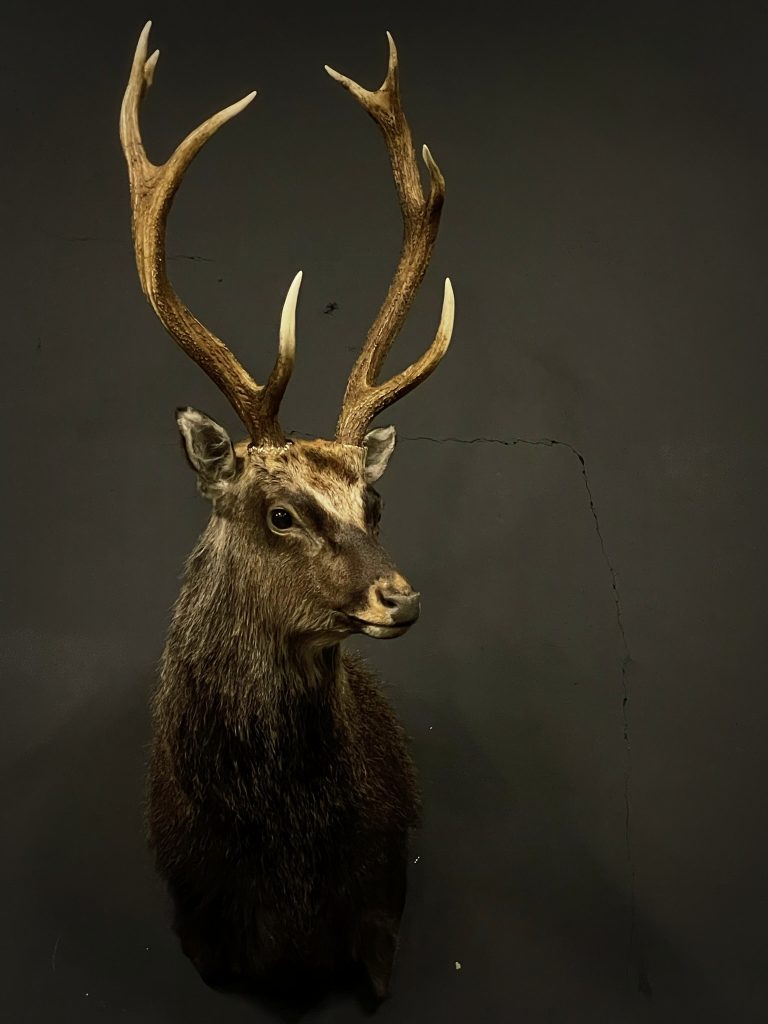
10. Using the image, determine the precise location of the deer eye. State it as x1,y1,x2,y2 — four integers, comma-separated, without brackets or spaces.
269,508,294,531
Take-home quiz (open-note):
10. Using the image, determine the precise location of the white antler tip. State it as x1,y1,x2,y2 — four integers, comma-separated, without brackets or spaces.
225,90,258,119
384,31,398,78
279,271,303,360
440,277,455,341
144,49,160,86
134,20,153,65
422,144,443,176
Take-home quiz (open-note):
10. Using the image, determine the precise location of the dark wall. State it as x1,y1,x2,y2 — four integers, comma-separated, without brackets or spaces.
3,1,767,1020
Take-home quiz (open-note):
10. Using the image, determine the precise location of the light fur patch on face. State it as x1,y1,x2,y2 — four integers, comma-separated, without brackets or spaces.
247,438,368,527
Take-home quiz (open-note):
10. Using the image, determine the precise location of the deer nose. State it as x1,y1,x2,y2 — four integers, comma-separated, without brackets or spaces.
374,584,421,625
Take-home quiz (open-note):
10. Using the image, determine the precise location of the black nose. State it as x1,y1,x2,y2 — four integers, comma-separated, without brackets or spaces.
375,585,421,625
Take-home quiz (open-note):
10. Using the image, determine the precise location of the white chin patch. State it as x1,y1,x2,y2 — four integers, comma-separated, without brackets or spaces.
359,622,412,640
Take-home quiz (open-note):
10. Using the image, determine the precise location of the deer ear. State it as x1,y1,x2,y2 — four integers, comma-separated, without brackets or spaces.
362,426,396,484
176,407,236,486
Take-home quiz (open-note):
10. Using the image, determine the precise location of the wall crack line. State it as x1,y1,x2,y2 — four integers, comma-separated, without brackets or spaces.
402,432,641,992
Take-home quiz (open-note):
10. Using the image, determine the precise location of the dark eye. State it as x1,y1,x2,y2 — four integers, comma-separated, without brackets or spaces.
270,508,293,531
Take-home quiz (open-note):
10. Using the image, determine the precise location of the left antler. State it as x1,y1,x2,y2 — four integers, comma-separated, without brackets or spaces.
327,32,455,446
120,21,302,445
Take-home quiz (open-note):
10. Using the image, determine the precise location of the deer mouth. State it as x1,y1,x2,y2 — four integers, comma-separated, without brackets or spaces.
345,614,417,639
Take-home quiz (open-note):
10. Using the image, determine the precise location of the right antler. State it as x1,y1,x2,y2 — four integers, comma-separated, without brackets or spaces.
326,33,455,446
120,21,301,445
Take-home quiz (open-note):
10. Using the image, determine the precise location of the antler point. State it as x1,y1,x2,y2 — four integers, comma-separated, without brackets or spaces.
144,49,160,86
384,31,398,84
441,278,456,337
134,21,152,64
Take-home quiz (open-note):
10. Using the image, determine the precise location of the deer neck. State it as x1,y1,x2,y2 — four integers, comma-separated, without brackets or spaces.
166,521,348,717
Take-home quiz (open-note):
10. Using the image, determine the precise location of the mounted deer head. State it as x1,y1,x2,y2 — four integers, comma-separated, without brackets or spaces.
119,22,454,641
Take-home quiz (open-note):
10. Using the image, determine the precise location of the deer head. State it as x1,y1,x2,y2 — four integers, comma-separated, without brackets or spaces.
120,22,454,642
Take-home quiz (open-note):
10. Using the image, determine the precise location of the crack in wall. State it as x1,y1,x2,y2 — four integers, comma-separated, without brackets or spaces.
402,432,642,994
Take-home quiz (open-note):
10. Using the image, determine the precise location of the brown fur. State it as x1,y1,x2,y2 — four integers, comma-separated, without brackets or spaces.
120,22,452,1002
148,430,421,1000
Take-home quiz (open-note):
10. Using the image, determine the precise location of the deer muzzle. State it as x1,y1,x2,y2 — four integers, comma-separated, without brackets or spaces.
347,576,421,639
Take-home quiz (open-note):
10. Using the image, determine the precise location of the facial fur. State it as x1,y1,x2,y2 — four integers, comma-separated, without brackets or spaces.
178,418,419,642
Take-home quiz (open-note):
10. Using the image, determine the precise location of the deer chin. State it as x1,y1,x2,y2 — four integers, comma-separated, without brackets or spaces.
345,615,416,640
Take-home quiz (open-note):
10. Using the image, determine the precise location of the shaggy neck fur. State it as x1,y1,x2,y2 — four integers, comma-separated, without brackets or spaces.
157,515,352,759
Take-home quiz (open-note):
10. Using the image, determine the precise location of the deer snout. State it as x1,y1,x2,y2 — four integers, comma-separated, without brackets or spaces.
374,584,421,626
346,575,421,638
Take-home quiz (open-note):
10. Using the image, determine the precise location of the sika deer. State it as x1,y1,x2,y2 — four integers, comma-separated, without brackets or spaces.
120,21,454,1000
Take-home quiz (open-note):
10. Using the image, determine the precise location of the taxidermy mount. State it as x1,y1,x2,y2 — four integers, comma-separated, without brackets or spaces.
119,20,454,1001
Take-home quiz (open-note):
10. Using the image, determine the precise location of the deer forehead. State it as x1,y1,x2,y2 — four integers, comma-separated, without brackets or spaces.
247,439,368,525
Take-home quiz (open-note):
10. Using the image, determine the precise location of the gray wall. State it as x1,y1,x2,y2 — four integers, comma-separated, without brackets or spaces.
3,1,766,1020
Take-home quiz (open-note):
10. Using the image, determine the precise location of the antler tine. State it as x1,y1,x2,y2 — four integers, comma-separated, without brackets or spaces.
326,32,454,445
261,270,303,423
120,22,300,444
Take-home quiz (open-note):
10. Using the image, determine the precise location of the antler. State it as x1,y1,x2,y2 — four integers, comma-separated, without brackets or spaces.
120,22,301,445
326,33,455,446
